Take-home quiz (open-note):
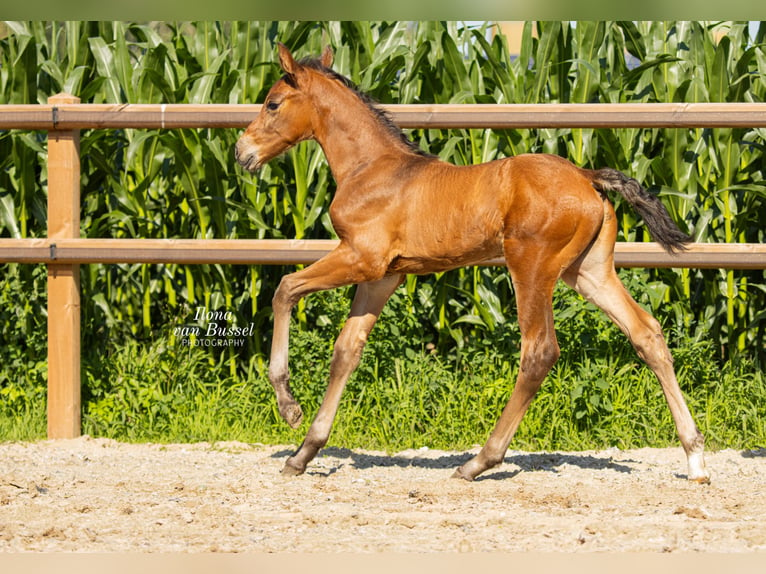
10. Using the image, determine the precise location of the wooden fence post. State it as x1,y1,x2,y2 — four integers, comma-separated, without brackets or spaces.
46,93,81,439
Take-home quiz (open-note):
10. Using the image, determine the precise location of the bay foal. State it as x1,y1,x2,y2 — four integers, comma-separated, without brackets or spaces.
235,44,709,483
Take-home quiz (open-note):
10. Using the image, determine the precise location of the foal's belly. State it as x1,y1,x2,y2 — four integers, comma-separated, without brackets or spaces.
387,242,504,275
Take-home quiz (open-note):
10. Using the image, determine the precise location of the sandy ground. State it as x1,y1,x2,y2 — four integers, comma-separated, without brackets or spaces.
1,437,765,553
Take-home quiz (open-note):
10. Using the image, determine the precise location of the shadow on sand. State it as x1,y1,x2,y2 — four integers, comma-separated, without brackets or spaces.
741,447,766,458
271,447,636,481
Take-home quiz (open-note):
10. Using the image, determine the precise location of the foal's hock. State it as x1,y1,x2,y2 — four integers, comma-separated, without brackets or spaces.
235,43,709,483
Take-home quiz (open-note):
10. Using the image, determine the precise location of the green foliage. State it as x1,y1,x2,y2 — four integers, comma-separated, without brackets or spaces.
1,21,765,448
0,264,47,430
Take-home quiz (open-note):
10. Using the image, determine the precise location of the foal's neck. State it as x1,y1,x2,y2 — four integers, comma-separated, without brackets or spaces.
310,80,419,183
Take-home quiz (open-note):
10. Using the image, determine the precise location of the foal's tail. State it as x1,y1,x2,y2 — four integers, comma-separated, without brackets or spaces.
588,168,691,253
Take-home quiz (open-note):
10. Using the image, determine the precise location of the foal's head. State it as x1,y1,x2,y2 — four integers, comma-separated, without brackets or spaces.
235,43,333,172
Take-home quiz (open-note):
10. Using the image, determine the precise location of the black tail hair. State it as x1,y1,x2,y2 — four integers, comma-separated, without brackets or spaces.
590,168,691,253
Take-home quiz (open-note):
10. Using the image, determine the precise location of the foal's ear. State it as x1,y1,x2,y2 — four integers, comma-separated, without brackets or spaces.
320,45,334,68
277,42,298,75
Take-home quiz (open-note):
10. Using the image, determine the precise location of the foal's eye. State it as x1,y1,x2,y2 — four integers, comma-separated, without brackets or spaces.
266,101,280,111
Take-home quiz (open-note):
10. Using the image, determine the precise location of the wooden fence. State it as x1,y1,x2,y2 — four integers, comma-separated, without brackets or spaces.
1,95,766,439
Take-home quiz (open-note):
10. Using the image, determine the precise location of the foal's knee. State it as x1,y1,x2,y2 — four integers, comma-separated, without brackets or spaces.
272,274,300,309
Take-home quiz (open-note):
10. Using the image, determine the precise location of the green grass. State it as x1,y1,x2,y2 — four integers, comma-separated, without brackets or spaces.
0,403,45,441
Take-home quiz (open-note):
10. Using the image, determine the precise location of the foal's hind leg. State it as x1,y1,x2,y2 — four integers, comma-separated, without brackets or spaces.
562,222,709,483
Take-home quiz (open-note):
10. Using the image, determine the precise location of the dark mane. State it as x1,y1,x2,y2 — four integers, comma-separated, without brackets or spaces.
295,56,432,158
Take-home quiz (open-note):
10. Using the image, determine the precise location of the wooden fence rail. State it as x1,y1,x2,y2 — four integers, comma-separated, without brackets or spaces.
1,238,766,269
3,101,766,130
1,97,765,439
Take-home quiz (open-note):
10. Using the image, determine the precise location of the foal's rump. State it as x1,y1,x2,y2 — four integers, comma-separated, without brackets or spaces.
498,153,690,255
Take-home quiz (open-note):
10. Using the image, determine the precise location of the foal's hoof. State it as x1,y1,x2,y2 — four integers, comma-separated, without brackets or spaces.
688,472,711,485
687,453,710,484
451,467,474,482
281,459,305,477
279,402,304,429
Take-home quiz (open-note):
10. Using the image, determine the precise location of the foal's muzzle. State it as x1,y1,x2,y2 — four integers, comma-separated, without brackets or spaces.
234,139,261,172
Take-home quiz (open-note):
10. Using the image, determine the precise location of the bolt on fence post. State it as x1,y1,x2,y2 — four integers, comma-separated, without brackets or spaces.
46,93,82,439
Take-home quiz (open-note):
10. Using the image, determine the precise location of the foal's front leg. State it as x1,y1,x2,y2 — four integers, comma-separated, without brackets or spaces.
282,274,403,476
269,245,372,429
269,276,304,428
